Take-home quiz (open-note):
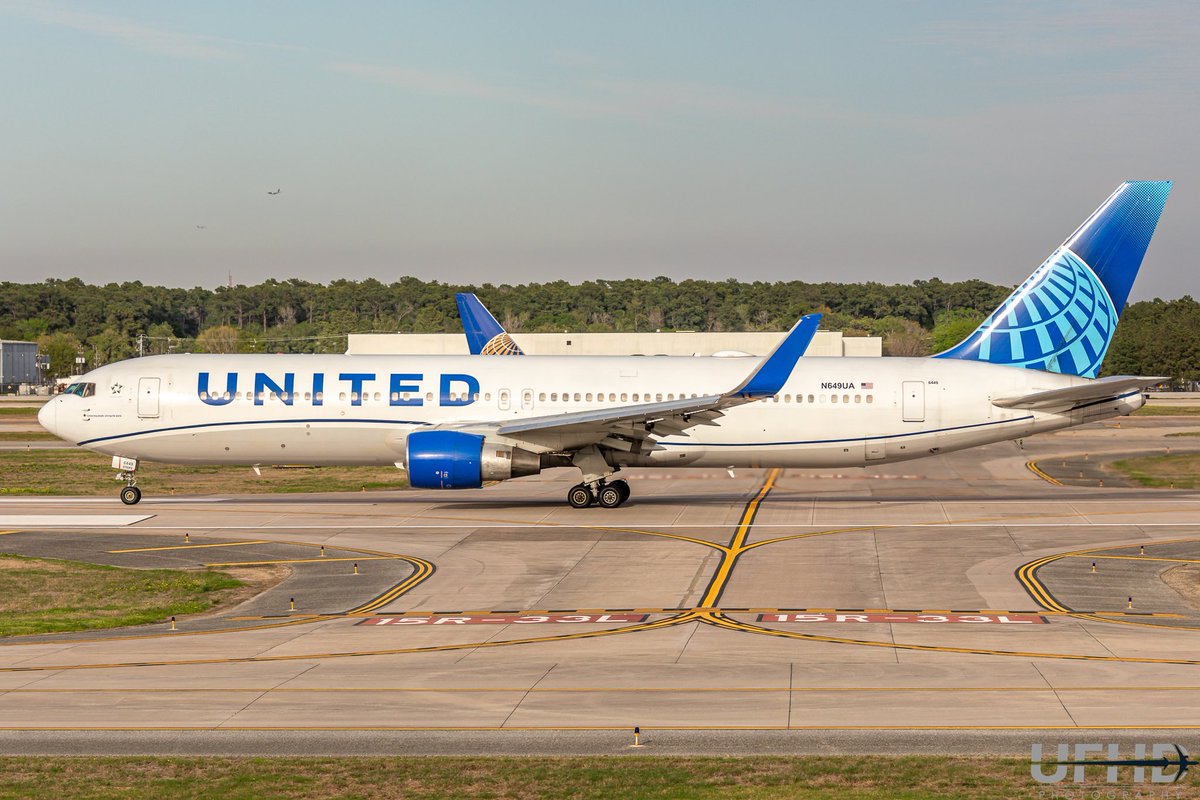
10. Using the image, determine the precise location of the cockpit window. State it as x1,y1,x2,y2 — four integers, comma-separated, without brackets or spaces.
62,382,95,397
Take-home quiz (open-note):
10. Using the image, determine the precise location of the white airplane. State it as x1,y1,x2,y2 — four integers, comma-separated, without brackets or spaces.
40,181,1172,509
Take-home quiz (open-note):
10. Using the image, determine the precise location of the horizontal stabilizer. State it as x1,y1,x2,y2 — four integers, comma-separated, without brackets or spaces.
992,375,1166,410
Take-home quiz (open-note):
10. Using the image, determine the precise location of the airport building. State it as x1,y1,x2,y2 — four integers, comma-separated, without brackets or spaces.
347,330,882,357
0,339,38,392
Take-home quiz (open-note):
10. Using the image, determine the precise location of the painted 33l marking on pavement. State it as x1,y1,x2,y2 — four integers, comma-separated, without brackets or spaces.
758,613,1046,624
357,614,649,626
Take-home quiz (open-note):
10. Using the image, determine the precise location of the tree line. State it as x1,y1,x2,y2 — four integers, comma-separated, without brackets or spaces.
1,277,1193,384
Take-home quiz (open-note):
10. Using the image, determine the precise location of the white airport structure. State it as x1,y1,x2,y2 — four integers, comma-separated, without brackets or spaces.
347,330,881,357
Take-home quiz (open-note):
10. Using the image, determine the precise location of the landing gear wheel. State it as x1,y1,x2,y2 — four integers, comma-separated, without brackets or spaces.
597,484,623,508
120,485,142,505
609,479,630,505
567,484,594,508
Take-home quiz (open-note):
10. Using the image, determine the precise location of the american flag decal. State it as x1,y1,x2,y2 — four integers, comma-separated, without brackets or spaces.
861,382,873,389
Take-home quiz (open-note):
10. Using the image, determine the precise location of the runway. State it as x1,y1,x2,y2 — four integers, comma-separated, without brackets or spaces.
0,415,1198,754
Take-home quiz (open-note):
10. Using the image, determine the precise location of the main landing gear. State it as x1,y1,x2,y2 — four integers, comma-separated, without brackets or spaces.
567,479,631,509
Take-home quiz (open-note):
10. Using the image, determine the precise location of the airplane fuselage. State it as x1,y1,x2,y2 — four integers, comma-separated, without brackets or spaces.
40,353,1142,471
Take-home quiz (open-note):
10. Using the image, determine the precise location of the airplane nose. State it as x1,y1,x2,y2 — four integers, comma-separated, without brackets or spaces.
37,398,57,436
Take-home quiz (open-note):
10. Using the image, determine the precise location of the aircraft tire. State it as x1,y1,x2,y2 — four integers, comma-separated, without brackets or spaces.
567,484,593,508
120,486,142,505
609,479,630,505
597,485,623,508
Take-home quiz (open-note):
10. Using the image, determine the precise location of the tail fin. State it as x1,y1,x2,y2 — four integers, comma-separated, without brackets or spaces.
455,293,525,355
934,180,1172,378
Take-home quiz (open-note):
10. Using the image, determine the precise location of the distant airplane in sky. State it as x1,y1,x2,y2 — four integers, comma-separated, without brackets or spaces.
267,188,281,195
40,181,1172,509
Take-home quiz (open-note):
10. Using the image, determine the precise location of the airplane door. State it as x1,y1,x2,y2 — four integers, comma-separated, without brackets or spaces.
137,377,160,418
521,389,535,410
901,381,924,422
498,389,510,411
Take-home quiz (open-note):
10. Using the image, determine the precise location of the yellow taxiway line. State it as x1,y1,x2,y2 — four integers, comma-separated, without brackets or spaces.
1026,460,1065,486
109,540,269,553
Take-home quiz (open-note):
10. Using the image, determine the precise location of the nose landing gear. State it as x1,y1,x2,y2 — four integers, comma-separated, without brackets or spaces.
112,456,141,505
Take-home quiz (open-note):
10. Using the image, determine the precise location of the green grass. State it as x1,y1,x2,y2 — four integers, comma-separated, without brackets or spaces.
1110,453,1200,489
1133,404,1200,416
0,554,243,636
0,448,409,496
0,430,61,441
0,405,40,416
0,756,1037,799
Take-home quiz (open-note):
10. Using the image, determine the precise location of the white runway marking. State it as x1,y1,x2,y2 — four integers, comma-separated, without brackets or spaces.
0,515,154,527
124,521,1200,530
0,498,226,505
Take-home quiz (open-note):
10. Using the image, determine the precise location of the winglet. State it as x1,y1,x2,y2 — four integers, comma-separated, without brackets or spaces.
731,314,821,399
456,293,524,355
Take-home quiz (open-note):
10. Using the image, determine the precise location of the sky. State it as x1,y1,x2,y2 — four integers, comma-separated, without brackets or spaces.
1,1,1196,300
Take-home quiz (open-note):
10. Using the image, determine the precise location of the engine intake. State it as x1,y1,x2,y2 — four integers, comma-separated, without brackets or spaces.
406,430,541,489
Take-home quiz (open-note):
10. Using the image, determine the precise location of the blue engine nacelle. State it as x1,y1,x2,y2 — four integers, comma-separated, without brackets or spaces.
406,430,484,489
405,430,543,489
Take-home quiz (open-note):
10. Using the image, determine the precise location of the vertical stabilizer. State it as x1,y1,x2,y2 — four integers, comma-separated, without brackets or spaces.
934,180,1171,378
455,293,524,356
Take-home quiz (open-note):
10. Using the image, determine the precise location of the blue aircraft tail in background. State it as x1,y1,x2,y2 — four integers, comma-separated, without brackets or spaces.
934,181,1172,379
456,293,525,356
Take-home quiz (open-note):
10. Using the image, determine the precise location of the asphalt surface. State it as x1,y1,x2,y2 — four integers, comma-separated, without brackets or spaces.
0,415,1198,755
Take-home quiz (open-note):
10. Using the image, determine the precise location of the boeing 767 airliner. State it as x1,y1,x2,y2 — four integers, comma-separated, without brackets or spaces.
40,181,1172,508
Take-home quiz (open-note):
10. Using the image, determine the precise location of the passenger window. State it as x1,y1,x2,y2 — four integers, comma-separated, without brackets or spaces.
374,392,381,402
539,393,546,402
668,393,675,400
551,393,558,402
200,391,209,400
831,394,838,403
391,392,399,402
610,393,616,401
820,394,827,403
574,393,581,402
473,392,480,401
808,394,814,403
314,392,322,403
854,394,861,404
339,392,346,401
621,393,628,402
305,392,312,401
426,392,433,402
866,394,874,404
843,394,850,404
585,393,592,402
224,392,231,401
484,392,492,402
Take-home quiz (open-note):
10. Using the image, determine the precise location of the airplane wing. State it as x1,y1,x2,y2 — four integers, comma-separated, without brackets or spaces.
991,375,1167,410
438,313,821,452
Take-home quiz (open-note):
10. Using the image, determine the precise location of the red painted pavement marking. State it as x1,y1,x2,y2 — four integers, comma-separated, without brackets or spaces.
357,614,650,626
756,613,1047,624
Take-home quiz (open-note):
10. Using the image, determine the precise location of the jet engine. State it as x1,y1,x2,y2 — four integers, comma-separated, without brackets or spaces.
405,430,542,489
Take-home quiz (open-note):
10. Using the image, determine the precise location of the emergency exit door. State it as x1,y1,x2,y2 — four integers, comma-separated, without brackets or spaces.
901,381,924,422
137,377,160,418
